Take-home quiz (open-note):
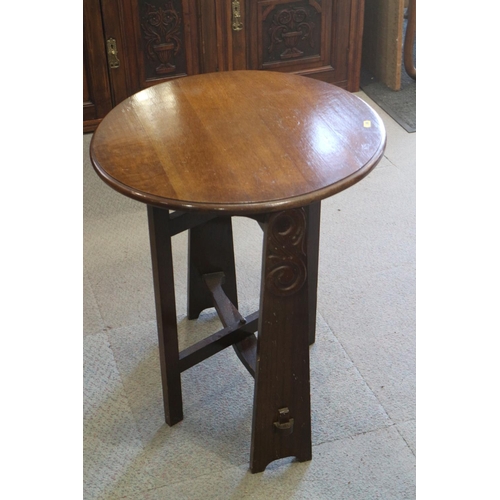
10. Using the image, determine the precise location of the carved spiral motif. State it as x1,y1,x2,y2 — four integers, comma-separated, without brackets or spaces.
277,10,293,25
265,208,307,297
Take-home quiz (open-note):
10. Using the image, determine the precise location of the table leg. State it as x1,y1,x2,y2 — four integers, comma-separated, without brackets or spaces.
305,201,321,346
187,216,238,319
250,207,312,473
147,205,183,426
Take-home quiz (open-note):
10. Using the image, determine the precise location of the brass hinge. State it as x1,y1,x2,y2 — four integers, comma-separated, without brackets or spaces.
231,0,243,31
106,38,120,69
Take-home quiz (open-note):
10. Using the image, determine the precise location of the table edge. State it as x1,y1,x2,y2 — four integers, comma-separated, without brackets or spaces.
90,132,386,214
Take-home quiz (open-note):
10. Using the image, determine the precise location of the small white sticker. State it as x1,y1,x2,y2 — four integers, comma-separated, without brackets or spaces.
363,120,372,128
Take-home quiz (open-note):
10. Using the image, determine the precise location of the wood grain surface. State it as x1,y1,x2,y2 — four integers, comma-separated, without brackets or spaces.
90,70,386,214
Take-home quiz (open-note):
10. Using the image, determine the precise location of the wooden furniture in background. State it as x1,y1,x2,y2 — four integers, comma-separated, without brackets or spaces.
83,0,114,132
83,0,366,132
89,70,386,472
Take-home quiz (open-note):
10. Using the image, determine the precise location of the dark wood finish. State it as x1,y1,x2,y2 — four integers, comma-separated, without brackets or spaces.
84,0,365,131
99,0,134,106
83,0,113,131
232,334,258,378
403,0,416,80
250,208,312,473
120,0,201,91
226,0,247,70
179,311,259,372
168,211,218,236
83,0,201,131
198,0,219,73
347,0,366,91
187,217,238,319
203,271,260,377
305,201,321,345
203,272,245,327
90,70,386,473
147,205,183,425
249,1,331,71
90,71,386,214
218,0,364,92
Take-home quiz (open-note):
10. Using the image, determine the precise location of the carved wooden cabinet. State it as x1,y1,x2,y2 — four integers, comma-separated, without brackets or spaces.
83,0,114,131
84,0,365,132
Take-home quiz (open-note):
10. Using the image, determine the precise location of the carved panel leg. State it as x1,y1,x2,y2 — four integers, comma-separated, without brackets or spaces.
250,207,312,473
147,205,183,426
187,217,238,319
305,201,321,345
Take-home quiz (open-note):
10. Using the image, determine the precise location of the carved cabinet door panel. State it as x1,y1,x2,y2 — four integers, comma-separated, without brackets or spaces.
197,0,334,77
246,0,364,90
119,0,201,93
248,1,333,74
195,0,363,88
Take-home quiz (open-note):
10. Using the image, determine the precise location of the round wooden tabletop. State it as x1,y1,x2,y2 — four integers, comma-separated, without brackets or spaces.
90,71,386,214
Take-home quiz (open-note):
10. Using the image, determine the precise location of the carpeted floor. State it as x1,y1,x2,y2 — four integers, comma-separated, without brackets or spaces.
83,92,416,499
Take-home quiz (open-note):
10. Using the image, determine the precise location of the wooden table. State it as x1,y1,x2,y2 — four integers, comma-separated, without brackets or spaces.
90,70,386,473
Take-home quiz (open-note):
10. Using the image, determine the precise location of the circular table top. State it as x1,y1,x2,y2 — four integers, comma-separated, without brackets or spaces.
90,70,386,214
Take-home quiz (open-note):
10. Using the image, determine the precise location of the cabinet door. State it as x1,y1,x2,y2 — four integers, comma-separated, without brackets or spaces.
83,0,113,132
247,0,364,90
118,0,201,94
248,0,333,74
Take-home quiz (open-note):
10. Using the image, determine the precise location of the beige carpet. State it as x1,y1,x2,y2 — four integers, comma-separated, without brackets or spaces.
83,92,416,499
